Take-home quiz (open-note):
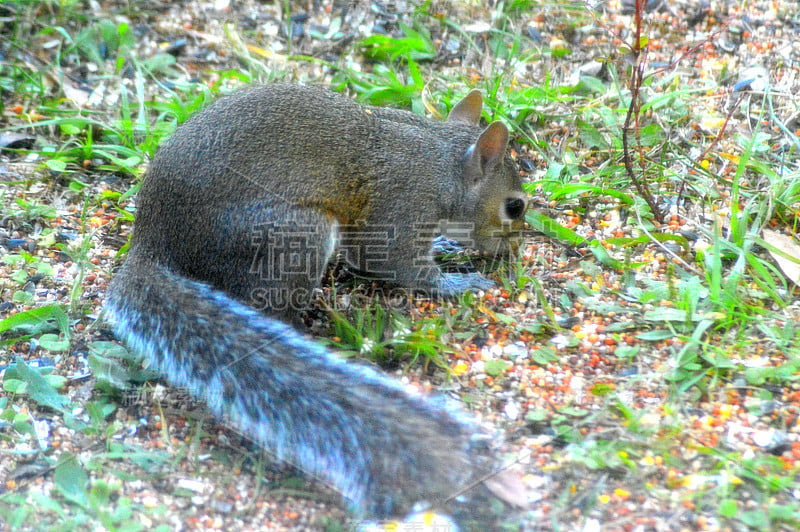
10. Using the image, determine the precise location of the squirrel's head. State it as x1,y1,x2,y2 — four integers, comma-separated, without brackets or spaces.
446,90,527,257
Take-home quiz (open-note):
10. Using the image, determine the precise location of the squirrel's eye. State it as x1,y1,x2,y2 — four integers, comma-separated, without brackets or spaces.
504,197,526,220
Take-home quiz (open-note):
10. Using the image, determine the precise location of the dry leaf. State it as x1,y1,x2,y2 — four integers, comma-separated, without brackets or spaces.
763,228,800,286
61,79,90,107
482,467,530,509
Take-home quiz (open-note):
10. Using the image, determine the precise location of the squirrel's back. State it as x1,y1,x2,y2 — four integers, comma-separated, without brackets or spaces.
137,83,483,217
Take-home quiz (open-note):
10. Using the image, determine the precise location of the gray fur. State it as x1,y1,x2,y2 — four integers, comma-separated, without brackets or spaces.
105,84,526,520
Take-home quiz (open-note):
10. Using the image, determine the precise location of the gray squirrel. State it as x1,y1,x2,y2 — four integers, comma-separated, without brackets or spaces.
104,84,527,524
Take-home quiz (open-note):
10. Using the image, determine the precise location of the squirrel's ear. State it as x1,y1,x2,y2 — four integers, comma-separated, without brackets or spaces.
447,89,483,126
472,121,509,173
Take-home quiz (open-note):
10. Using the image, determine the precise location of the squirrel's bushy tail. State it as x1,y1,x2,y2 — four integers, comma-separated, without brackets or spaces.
104,256,482,518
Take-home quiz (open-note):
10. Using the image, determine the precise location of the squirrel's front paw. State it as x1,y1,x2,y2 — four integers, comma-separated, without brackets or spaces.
437,272,496,296
431,235,465,256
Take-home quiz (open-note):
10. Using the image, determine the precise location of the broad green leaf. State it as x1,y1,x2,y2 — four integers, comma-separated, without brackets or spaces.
484,359,511,376
0,305,69,337
38,333,70,352
54,453,90,508
526,211,585,245
636,330,675,341
44,159,67,172
8,357,69,412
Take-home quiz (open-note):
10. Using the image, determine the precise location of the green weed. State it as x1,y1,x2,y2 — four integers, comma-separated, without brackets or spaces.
327,302,454,371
